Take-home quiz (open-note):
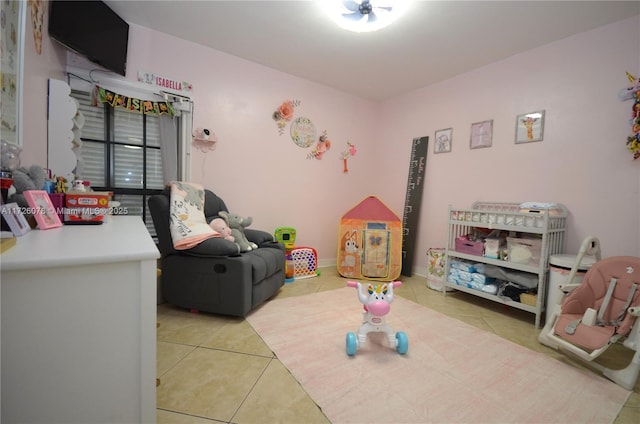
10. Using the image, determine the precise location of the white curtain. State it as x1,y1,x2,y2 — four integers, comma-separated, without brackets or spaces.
158,114,178,185
158,99,192,185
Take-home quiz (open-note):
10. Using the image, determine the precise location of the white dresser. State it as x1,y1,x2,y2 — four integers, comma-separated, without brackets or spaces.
1,216,160,423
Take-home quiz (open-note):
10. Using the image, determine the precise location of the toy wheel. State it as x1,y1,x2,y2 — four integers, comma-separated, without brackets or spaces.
346,332,357,356
396,331,408,354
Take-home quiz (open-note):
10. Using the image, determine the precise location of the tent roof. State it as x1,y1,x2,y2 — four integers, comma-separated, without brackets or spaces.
342,196,400,221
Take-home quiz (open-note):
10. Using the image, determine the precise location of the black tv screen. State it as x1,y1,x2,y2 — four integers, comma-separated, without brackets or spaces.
48,0,129,76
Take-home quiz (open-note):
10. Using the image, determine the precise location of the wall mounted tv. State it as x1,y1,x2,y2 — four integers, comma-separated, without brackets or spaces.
48,0,129,76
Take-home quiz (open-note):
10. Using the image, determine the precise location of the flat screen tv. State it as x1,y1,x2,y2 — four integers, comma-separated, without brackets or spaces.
48,0,129,76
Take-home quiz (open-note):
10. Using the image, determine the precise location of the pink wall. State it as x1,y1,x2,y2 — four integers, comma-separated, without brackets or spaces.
123,24,380,263
20,6,640,272
377,15,640,267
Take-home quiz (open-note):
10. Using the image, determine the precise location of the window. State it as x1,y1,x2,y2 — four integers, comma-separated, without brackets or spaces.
71,89,178,238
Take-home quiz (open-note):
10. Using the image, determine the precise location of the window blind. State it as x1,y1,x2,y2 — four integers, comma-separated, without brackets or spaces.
71,89,174,238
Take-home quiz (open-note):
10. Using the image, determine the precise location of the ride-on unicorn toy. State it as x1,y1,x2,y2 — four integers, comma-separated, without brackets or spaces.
345,280,408,356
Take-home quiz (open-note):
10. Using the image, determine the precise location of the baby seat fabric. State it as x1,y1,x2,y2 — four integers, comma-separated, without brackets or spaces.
554,256,640,351
337,196,402,281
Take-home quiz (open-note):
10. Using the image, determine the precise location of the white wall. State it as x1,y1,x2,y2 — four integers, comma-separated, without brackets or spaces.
20,9,640,272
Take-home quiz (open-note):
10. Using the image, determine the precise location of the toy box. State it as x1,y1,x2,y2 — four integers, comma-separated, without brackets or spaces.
65,191,110,223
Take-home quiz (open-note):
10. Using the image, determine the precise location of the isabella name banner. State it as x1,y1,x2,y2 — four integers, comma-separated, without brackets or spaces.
95,86,175,116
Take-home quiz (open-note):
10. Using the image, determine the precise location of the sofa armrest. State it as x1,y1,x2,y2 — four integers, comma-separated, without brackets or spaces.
245,229,275,246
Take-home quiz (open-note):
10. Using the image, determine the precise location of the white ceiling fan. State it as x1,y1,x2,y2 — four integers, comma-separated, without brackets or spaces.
319,0,413,33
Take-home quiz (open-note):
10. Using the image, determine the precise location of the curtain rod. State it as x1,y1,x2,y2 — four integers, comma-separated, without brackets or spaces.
66,72,92,85
66,68,193,104
159,90,192,102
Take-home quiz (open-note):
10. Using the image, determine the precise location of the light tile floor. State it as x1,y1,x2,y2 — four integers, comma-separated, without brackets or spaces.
157,267,640,423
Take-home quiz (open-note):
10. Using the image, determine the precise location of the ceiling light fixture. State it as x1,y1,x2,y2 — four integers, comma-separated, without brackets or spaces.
319,0,413,33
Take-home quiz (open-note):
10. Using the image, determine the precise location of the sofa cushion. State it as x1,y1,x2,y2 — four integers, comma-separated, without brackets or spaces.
248,245,285,284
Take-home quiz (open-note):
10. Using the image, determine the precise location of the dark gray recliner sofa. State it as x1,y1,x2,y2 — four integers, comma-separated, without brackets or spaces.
148,188,285,317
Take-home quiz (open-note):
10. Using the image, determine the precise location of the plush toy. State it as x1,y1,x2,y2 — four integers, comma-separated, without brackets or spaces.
1,140,22,171
209,218,235,242
8,165,47,208
219,211,258,252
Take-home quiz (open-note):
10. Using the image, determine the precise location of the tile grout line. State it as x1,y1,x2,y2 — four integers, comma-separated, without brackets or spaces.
227,356,276,423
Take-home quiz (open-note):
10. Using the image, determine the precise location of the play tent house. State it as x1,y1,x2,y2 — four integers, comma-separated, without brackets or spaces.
337,196,402,281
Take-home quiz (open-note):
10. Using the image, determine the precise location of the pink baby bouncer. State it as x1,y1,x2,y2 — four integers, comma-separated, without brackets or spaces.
345,280,408,356
539,237,640,390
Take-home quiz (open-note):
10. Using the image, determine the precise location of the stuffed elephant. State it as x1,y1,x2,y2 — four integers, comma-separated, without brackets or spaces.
219,211,258,252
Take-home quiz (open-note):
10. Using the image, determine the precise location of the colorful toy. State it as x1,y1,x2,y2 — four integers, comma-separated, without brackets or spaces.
284,251,295,283
290,246,320,279
275,227,297,282
345,280,408,356
274,226,296,249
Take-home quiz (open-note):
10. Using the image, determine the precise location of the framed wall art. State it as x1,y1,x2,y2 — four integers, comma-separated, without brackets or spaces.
434,128,452,153
0,202,31,236
0,0,25,146
515,110,545,143
24,190,62,230
470,120,493,149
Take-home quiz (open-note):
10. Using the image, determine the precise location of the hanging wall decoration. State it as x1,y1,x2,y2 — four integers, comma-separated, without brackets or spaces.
307,130,332,160
340,141,357,172
192,128,217,153
291,116,316,148
192,127,218,182
619,72,640,160
137,71,193,93
272,99,300,135
95,86,175,116
29,0,45,55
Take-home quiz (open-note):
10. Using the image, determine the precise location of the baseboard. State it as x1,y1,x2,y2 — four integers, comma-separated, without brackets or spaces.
317,261,427,279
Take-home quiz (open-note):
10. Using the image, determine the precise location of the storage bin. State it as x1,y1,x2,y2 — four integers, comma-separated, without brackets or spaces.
507,237,542,266
427,248,454,291
455,236,484,256
484,238,503,259
520,292,538,306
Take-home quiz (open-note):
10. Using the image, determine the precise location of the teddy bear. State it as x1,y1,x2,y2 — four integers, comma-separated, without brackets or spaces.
219,211,258,252
209,217,235,243
8,165,47,208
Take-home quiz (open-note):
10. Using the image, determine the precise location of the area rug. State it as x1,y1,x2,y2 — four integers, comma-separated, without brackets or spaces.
247,287,631,424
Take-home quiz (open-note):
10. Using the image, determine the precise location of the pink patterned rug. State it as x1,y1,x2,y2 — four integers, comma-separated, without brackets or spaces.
247,287,631,423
